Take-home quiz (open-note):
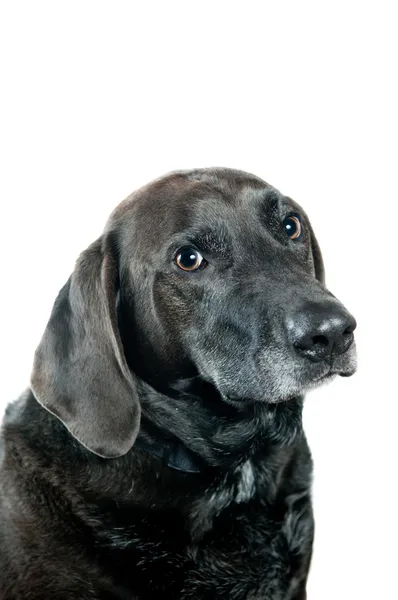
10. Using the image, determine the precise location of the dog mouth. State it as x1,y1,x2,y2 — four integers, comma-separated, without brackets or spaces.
197,342,357,407
312,364,356,382
237,355,356,405
327,346,357,379
284,350,357,400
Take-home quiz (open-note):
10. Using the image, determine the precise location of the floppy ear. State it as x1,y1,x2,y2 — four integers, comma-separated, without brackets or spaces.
30,234,140,458
309,226,325,284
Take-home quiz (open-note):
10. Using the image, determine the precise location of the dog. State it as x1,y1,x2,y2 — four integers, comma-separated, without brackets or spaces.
0,168,356,599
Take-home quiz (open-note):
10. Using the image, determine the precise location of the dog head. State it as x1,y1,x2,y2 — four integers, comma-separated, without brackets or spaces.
31,168,356,457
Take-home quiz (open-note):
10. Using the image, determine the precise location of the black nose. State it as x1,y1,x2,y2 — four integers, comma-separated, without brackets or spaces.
286,302,356,362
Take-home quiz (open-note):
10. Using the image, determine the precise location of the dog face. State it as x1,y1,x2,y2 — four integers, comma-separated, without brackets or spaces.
117,169,356,404
31,168,356,458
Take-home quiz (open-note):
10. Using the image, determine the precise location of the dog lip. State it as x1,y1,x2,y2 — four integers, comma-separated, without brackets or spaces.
305,362,356,386
330,357,357,378
297,363,339,391
338,368,356,378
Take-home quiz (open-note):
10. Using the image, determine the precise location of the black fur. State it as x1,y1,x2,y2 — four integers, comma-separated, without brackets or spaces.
0,168,356,599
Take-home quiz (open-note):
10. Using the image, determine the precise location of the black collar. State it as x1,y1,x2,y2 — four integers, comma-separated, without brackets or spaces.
134,435,204,474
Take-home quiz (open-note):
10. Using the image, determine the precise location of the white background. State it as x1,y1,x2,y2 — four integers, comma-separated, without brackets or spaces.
0,2,396,598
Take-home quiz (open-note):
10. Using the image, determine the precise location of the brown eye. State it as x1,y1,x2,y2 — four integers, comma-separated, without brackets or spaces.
283,215,302,240
175,247,205,271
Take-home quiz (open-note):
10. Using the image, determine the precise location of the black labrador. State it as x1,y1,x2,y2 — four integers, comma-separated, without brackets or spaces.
0,168,356,599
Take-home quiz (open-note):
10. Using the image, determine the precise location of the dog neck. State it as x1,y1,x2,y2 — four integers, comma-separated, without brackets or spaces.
137,378,304,471
134,433,204,474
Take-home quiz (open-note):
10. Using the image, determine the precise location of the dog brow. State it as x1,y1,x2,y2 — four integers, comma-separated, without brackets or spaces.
191,229,231,257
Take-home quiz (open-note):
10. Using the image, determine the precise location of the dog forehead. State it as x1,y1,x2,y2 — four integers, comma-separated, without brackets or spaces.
106,170,302,259
112,168,279,228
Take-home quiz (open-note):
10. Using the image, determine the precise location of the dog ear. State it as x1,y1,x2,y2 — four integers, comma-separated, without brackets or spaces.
309,225,325,284
30,233,140,458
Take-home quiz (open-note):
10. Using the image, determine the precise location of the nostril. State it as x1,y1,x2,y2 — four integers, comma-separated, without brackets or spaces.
312,334,329,347
343,324,355,335
293,333,330,354
343,315,357,336
293,333,331,362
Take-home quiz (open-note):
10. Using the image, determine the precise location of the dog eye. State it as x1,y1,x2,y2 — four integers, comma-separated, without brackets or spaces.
175,247,206,271
283,215,302,240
